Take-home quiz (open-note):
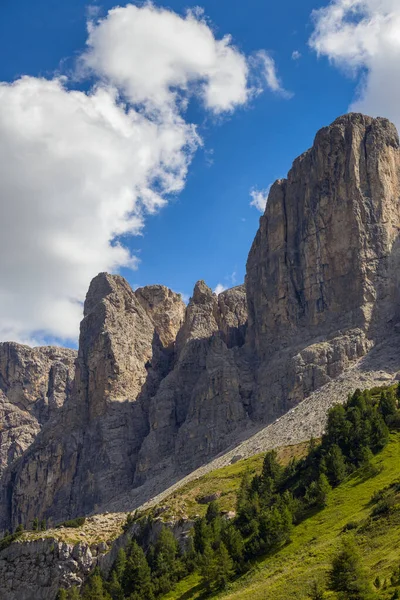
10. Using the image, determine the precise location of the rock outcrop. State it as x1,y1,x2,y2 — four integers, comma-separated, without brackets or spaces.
0,344,76,478
2,113,400,540
246,113,400,421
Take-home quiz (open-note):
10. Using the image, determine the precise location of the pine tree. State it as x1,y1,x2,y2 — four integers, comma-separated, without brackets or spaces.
154,526,179,579
306,473,331,508
326,444,347,486
57,590,68,600
213,542,233,589
200,544,215,593
206,500,220,524
106,572,124,600
193,517,212,554
66,588,80,600
112,548,126,581
40,519,46,531
32,517,39,531
222,524,245,569
261,450,282,493
122,539,154,599
329,537,375,599
81,569,111,600
379,391,397,420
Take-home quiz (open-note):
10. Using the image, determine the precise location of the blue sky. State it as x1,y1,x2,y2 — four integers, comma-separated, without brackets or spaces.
0,0,397,345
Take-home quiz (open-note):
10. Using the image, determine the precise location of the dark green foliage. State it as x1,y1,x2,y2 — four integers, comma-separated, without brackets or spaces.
329,537,376,599
65,588,80,600
57,590,68,600
213,542,234,589
106,572,124,600
122,512,135,533
222,524,245,569
32,517,39,531
305,473,331,508
326,444,347,486
60,385,393,600
57,517,86,529
40,519,46,531
122,539,153,599
0,528,23,551
206,500,220,524
379,390,397,419
81,568,111,600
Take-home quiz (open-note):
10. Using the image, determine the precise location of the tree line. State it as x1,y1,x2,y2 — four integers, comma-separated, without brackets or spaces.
57,385,400,599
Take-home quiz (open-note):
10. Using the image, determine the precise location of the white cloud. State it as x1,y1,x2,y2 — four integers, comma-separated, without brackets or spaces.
214,283,227,295
0,77,198,343
255,51,292,98
81,3,251,114
0,3,282,345
250,186,271,212
292,50,302,60
309,0,400,126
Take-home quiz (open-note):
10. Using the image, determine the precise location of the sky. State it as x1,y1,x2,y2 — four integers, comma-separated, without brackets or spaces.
0,0,399,347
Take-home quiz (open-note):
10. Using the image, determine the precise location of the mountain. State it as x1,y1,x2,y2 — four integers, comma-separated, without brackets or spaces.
1,112,400,540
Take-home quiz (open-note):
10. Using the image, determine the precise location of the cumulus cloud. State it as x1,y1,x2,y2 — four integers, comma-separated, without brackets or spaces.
214,283,227,295
310,0,400,126
0,3,284,345
292,50,302,60
250,186,271,212
81,3,251,114
0,77,198,343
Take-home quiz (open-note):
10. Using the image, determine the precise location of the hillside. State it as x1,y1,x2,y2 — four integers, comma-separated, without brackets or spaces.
163,432,400,599
42,384,400,600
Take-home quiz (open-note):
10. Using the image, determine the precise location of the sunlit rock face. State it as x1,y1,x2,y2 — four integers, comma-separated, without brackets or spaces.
3,113,400,531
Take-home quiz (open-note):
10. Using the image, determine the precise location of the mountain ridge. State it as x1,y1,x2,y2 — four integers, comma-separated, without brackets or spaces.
1,112,400,539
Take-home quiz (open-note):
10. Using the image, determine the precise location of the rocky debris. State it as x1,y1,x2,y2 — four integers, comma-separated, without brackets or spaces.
196,492,222,504
3,113,400,537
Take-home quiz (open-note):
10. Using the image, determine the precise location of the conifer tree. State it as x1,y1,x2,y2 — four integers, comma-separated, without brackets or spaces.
122,539,154,599
326,444,347,486
112,547,126,582
222,524,245,569
107,572,124,600
81,569,111,600
206,500,220,524
329,537,375,599
213,542,233,590
378,391,397,420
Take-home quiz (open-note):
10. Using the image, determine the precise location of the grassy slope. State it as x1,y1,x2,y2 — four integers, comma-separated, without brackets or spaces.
163,432,400,600
158,441,309,522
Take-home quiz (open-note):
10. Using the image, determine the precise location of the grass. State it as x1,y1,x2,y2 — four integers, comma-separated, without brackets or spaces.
160,432,400,600
153,441,309,522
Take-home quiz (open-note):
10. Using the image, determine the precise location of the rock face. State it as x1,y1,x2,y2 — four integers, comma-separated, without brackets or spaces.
0,344,76,478
246,113,400,421
2,113,400,537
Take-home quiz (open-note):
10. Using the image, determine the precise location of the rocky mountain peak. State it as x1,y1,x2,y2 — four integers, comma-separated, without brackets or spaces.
135,285,185,349
3,113,400,543
191,280,214,304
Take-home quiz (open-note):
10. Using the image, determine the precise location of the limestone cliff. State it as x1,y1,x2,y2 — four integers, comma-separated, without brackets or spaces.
1,113,400,536
0,343,76,477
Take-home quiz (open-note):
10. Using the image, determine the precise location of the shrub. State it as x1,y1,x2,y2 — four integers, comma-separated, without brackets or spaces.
56,517,86,529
